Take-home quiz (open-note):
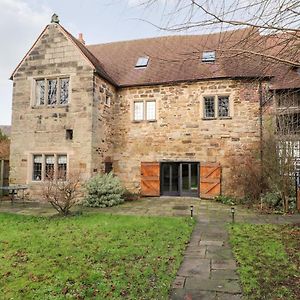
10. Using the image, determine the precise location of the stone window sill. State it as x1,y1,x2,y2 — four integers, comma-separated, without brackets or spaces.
31,104,69,109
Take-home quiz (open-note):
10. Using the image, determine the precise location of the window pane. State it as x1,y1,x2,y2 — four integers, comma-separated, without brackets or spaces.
146,101,156,120
47,79,57,105
218,96,229,117
45,155,55,179
33,155,42,181
60,78,69,105
58,155,67,180
35,80,45,105
204,97,215,118
134,102,144,121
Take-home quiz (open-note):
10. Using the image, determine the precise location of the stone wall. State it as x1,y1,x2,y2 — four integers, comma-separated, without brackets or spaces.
113,79,261,195
10,23,95,198
91,75,117,174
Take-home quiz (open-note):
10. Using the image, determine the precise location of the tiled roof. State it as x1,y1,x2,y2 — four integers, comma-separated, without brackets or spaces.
83,27,300,89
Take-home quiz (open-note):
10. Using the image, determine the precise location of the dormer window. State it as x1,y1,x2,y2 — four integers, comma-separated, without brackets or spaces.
135,56,149,68
202,51,216,62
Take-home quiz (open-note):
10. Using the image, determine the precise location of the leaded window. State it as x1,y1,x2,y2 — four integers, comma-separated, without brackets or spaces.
60,78,69,105
35,80,45,105
218,96,229,117
204,97,215,118
34,77,70,106
57,155,67,180
33,155,42,181
47,79,57,105
45,155,55,179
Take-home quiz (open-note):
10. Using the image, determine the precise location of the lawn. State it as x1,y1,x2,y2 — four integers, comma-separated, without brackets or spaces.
0,213,194,299
229,223,300,300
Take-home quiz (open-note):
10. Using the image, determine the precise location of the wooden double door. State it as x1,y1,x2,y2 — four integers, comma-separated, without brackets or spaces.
161,162,199,197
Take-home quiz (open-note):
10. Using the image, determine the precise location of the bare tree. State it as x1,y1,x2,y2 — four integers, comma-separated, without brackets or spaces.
42,171,82,216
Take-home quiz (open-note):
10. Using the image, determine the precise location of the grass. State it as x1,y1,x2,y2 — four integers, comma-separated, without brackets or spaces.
0,213,194,299
229,223,300,300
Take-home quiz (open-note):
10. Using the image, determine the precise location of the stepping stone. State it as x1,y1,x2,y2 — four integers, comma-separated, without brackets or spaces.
206,246,234,260
184,278,242,294
177,258,210,278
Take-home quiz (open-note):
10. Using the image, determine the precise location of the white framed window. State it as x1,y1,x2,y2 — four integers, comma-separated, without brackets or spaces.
32,154,67,181
34,77,70,106
203,95,230,119
105,94,111,107
133,100,156,121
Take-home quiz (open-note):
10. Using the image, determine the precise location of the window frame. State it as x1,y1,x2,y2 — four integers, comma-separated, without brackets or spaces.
31,153,68,182
202,94,231,120
133,99,157,122
32,76,71,107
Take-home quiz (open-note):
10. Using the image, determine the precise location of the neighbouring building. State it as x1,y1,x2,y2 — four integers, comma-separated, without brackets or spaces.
9,15,300,199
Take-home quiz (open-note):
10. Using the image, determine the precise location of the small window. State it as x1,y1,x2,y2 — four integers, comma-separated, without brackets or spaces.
202,51,216,62
134,101,144,121
204,96,215,118
135,56,149,68
33,155,42,181
105,94,111,107
218,96,229,117
146,101,156,120
105,162,113,174
66,129,73,140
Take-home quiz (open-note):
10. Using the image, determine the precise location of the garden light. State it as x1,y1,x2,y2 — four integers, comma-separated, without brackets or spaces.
231,206,235,223
190,205,194,218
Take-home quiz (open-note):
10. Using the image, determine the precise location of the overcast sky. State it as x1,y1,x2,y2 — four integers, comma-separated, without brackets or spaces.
0,0,193,125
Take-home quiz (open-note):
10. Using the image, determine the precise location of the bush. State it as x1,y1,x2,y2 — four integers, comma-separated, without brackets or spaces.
123,189,140,201
215,195,236,205
84,173,125,208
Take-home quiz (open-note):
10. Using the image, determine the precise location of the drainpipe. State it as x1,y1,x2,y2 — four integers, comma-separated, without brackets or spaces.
0,160,4,196
259,82,264,207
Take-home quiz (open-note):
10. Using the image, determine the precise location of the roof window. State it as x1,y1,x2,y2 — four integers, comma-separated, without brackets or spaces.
202,51,216,62
135,56,149,68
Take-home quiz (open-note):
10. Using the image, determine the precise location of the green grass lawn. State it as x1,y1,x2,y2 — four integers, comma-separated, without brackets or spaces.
229,223,300,300
0,213,194,299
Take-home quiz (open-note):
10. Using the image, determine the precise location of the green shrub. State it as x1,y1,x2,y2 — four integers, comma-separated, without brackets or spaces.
84,173,125,208
215,195,236,205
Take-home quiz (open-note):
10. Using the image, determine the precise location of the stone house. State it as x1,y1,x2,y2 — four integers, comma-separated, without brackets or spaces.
9,16,300,199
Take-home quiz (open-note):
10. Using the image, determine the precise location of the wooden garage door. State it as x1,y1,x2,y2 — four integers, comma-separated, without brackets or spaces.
141,162,160,196
200,163,221,199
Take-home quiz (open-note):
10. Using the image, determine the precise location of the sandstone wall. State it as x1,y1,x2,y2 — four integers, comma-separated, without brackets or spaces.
10,23,95,198
113,79,261,195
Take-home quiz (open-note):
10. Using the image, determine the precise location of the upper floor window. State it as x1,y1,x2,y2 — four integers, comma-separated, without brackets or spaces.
133,100,156,121
35,77,70,106
203,95,230,119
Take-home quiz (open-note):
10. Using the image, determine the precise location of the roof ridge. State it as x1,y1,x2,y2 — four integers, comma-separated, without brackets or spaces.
86,27,256,47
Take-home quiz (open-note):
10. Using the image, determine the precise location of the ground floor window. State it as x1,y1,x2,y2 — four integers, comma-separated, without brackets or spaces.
32,154,67,181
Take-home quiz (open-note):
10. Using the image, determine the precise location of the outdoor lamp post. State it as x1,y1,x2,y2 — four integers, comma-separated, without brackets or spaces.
190,205,194,218
231,206,235,223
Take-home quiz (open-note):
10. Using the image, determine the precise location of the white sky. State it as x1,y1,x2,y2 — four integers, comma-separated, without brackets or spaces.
0,0,189,125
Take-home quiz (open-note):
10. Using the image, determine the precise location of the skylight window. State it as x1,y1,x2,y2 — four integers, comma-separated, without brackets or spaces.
135,56,149,68
202,51,216,62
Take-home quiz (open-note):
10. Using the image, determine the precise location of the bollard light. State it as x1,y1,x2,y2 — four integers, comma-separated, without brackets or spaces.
231,206,235,223
190,205,194,218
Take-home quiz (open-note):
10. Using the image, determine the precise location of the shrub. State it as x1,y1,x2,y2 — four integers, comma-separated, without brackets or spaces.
215,195,236,205
123,189,140,201
42,173,82,216
84,173,125,208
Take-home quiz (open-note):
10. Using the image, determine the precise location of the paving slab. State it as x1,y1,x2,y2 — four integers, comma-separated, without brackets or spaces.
211,270,240,280
170,289,216,300
177,258,211,277
211,259,237,270
184,278,242,294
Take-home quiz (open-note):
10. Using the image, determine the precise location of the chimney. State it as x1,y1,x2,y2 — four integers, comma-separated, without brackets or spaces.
78,33,85,45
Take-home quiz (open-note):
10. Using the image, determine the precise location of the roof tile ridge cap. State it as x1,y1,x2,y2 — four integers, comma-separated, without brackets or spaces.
59,24,118,85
